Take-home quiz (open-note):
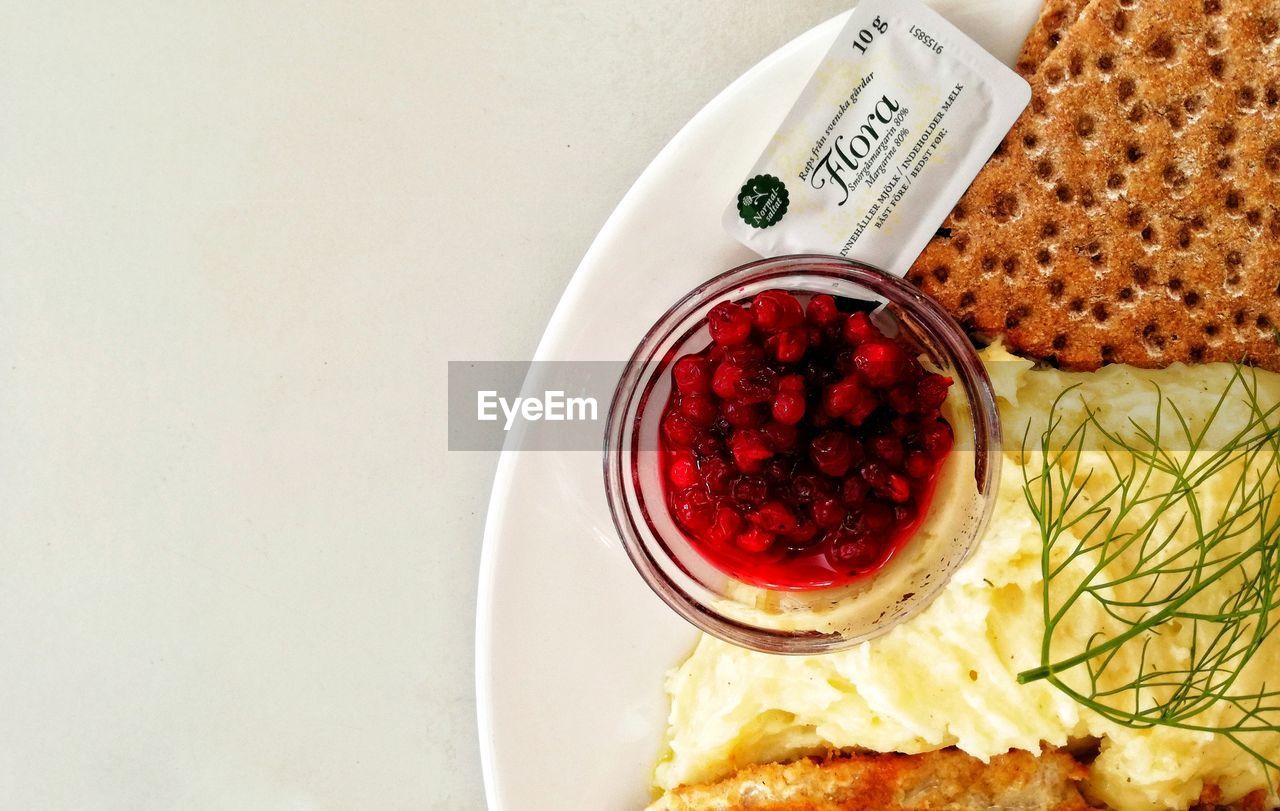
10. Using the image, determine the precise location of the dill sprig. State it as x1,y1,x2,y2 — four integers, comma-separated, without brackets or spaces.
1016,366,1280,770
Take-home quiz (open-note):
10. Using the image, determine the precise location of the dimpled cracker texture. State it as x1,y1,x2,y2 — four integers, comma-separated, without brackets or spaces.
1016,0,1093,75
909,0,1280,371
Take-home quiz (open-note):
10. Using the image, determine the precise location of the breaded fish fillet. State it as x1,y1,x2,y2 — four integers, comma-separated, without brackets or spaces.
646,748,1095,811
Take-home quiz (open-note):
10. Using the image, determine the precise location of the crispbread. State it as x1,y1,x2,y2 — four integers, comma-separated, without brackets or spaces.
1016,0,1093,75
909,0,1280,371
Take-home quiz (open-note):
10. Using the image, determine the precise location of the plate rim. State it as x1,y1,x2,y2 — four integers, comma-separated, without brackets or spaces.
472,11,851,810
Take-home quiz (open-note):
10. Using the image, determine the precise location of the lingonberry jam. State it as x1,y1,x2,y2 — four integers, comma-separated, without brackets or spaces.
659,290,954,590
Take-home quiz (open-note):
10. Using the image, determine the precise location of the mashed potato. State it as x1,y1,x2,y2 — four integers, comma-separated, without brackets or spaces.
654,345,1280,811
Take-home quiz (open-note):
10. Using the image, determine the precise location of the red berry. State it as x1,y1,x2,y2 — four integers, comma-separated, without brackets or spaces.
732,476,769,507
806,294,839,326
708,506,743,544
830,531,879,570
886,384,917,415
708,301,752,346
843,394,878,427
842,312,880,345
711,361,745,399
730,429,774,474
773,291,805,328
825,376,878,426
762,420,798,453
859,500,895,533
766,328,809,363
750,501,798,534
889,414,917,436
679,394,717,427
790,473,824,504
880,473,911,503
823,376,871,418
736,527,776,554
920,420,954,458
839,388,880,427
763,459,792,483
723,344,765,366
673,355,711,393
778,373,806,394
672,487,714,532
662,412,698,447
734,366,778,403
668,452,701,489
853,340,911,389
870,434,904,467
751,292,781,331
916,373,953,411
812,497,846,529
693,432,722,457
810,431,855,477
785,518,820,546
859,460,890,489
751,290,804,332
723,399,764,428
840,476,868,506
700,457,733,493
771,390,806,425
904,451,933,479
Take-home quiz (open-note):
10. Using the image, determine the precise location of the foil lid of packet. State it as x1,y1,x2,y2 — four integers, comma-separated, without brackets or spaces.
724,0,1030,276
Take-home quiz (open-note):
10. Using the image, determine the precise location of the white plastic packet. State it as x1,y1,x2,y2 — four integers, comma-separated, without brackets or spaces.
724,0,1030,276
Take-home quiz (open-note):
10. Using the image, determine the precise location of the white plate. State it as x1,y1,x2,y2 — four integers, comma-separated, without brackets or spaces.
476,4,1041,808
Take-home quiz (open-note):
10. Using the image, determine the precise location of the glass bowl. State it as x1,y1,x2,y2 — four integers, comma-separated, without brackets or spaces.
603,255,1000,654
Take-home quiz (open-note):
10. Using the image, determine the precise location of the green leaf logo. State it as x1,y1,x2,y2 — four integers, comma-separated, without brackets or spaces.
736,174,789,229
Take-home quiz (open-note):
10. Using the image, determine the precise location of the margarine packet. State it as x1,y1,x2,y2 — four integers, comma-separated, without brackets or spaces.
724,0,1030,275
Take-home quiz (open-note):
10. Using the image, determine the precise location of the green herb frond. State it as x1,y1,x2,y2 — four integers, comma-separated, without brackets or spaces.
1016,366,1280,775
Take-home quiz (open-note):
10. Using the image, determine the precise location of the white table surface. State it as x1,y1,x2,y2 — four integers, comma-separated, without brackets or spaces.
2,2,850,807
